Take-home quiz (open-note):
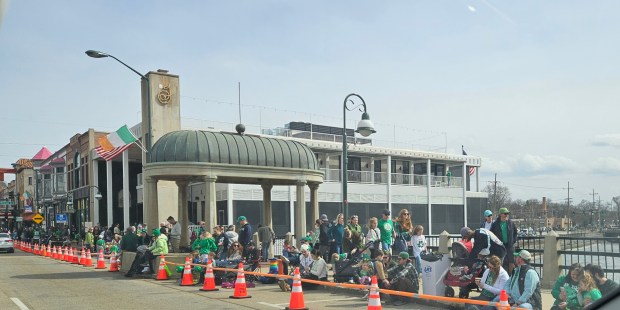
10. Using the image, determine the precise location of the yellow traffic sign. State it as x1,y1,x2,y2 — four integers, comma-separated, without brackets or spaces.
32,214,44,224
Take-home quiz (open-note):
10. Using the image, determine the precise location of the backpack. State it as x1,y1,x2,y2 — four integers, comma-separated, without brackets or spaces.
517,265,542,310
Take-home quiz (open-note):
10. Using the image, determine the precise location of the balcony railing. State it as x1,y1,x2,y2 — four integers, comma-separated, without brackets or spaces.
322,168,462,188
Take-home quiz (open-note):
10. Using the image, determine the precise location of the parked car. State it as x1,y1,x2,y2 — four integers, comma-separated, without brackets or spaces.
0,233,15,253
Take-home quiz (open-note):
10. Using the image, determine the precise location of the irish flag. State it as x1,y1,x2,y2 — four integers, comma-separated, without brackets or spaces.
98,125,137,151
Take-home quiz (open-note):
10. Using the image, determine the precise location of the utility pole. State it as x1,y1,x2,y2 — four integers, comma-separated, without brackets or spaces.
564,182,573,229
590,189,598,228
493,173,498,211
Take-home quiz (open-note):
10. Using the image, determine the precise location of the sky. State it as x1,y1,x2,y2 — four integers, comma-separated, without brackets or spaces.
1,1,619,206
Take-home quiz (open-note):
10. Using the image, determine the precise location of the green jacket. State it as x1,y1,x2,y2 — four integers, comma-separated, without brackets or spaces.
120,232,140,252
149,235,169,255
84,232,94,245
191,237,218,255
551,274,580,309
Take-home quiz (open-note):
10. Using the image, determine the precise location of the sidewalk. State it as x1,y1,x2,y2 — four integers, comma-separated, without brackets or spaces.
268,261,555,308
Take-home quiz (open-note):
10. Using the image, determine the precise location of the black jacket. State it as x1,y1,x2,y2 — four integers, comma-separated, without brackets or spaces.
490,217,518,248
319,222,331,245
238,223,252,247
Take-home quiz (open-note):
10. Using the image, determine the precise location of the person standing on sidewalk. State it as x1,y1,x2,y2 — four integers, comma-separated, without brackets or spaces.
378,209,394,255
257,223,275,261
167,216,181,253
237,216,252,248
481,210,494,230
318,214,332,261
490,207,517,274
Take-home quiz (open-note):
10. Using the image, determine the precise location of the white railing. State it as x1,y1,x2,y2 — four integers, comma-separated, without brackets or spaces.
322,168,462,188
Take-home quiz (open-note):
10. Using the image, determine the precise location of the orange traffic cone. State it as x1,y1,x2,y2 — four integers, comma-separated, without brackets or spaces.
498,289,509,310
79,248,86,265
65,247,72,262
199,259,219,291
156,255,169,280
285,267,308,310
180,257,194,286
72,248,79,264
367,276,382,310
95,249,106,269
229,262,251,299
60,247,65,261
34,243,39,255
52,246,58,259
83,249,93,267
108,252,119,272
46,245,52,257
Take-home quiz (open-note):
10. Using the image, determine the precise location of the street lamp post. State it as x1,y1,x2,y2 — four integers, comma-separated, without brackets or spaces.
85,50,152,156
341,93,376,221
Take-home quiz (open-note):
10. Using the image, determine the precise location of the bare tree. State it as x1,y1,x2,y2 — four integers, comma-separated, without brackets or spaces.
483,183,511,211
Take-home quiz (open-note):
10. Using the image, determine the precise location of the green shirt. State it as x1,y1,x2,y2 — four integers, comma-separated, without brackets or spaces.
500,221,508,244
378,218,394,245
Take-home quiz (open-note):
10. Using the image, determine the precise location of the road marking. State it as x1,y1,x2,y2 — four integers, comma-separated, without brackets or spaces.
257,297,359,308
10,298,30,310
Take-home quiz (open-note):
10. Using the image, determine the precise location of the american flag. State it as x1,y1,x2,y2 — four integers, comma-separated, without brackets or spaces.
95,143,132,161
462,146,476,175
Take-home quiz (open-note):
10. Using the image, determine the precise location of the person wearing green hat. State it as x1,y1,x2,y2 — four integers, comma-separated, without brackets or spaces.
490,207,518,274
237,215,252,248
383,251,419,306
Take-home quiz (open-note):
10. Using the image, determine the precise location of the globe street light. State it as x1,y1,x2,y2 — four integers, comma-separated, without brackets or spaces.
342,93,376,221
85,50,152,157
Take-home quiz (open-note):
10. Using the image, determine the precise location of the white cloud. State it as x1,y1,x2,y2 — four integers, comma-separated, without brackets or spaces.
482,154,579,177
592,134,620,148
591,157,620,175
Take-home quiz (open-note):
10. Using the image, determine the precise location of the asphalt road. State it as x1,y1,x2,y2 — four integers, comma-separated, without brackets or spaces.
0,250,446,310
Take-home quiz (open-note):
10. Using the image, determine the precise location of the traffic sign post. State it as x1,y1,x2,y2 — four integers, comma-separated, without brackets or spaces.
56,214,67,224
33,214,44,225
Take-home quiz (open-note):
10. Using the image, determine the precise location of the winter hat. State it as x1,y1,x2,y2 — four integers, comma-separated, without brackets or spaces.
152,228,161,236
398,251,409,260
460,227,472,238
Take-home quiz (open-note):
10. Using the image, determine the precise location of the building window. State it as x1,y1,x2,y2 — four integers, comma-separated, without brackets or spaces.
28,176,33,185
74,152,81,188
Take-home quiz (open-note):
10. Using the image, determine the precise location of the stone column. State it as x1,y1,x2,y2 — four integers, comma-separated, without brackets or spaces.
144,177,159,231
203,176,217,231
261,183,273,229
438,230,450,254
176,180,189,247
294,181,307,248
261,183,275,261
309,183,320,229
542,230,560,289
106,160,113,227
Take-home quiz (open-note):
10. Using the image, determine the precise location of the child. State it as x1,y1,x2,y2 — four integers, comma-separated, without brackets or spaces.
411,225,427,274
578,272,602,307
331,252,348,263
356,260,374,285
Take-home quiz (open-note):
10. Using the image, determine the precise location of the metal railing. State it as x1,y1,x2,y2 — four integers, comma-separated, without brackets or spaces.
322,168,461,188
557,236,620,281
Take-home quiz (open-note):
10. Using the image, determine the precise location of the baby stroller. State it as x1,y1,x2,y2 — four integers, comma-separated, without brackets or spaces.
443,241,486,298
333,241,374,283
212,260,258,288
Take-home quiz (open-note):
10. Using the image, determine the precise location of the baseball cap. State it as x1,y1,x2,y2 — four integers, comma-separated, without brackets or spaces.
460,227,472,238
499,207,510,214
382,209,391,216
320,214,328,222
398,251,409,260
514,250,532,260
237,215,247,223
484,210,493,217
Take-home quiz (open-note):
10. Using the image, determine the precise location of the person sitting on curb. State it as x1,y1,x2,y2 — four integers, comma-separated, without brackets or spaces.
482,250,541,310
466,255,510,310
550,263,584,310
382,251,419,306
584,264,619,297
125,228,168,277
